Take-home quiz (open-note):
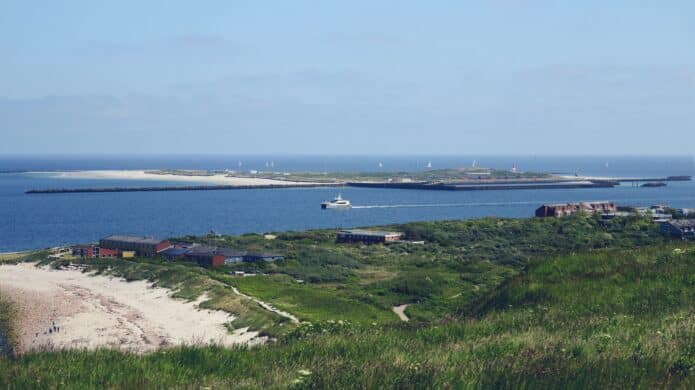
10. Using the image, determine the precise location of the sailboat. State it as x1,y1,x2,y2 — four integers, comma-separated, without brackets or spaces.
426,161,432,169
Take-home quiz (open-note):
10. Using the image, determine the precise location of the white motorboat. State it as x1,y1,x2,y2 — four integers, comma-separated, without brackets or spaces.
321,194,351,209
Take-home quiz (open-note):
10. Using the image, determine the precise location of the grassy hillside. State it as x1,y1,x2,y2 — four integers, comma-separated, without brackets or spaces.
0,215,665,337
186,214,665,324
1,242,692,388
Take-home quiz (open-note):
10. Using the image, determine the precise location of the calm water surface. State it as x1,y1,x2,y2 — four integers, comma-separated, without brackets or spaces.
1,156,693,252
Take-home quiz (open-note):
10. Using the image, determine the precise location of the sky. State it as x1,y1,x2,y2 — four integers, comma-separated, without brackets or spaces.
1,1,694,155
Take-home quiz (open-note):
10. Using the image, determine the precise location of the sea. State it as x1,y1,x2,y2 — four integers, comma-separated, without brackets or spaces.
1,155,693,252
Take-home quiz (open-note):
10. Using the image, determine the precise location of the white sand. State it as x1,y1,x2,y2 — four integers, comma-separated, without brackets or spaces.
0,263,263,353
392,304,409,322
45,170,318,186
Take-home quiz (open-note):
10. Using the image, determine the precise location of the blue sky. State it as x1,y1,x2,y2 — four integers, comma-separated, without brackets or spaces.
1,1,694,155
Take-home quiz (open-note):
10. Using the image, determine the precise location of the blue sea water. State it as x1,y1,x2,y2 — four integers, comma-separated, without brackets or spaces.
1,155,693,252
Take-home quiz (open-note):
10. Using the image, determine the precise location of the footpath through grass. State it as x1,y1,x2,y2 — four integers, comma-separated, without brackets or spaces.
1,242,693,388
189,214,667,324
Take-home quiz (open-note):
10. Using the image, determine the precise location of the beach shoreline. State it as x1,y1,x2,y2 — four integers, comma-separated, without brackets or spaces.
40,170,324,186
0,263,264,354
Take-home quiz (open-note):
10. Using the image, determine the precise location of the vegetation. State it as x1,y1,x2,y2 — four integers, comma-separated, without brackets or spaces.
186,214,665,323
0,296,14,357
0,250,51,265
165,166,554,183
0,242,692,388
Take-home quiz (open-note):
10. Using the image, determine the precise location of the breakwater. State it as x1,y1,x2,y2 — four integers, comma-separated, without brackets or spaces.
348,180,619,191
23,175,690,195
614,175,691,182
26,183,343,194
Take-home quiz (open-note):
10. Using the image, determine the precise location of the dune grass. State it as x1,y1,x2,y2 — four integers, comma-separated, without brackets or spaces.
195,214,666,324
1,242,692,388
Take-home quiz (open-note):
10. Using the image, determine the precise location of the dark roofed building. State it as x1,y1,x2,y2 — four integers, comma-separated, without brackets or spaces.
535,202,617,218
159,247,189,261
217,248,247,263
185,246,225,268
243,252,284,262
99,235,171,256
336,229,404,244
660,220,695,239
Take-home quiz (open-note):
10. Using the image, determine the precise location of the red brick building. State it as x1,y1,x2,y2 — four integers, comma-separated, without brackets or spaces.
99,235,171,257
71,245,119,258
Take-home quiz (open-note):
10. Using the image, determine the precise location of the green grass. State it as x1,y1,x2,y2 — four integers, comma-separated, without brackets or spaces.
242,167,552,183
1,242,692,388
231,274,397,324
188,214,665,324
0,295,15,357
0,250,51,265
0,216,668,338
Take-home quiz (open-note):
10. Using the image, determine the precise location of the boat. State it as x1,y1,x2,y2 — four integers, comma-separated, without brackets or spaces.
321,194,351,209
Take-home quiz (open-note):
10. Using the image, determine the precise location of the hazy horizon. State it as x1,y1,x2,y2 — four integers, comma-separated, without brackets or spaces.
2,1,694,155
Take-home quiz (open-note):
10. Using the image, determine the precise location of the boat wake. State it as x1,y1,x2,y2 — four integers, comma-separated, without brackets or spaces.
352,200,567,209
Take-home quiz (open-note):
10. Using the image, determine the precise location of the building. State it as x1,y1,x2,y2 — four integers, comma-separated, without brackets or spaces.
184,246,226,268
660,220,695,239
99,235,171,257
70,244,118,258
336,229,404,244
217,248,248,264
243,252,285,262
159,247,189,261
184,247,283,266
535,202,617,218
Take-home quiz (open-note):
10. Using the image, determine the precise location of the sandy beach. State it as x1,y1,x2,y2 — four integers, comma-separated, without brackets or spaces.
45,170,320,186
0,263,262,353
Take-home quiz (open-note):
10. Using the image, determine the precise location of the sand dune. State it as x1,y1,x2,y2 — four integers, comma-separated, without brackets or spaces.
0,263,263,353
47,170,317,186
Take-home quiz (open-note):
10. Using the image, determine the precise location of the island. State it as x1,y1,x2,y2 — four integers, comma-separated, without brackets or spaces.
23,167,691,194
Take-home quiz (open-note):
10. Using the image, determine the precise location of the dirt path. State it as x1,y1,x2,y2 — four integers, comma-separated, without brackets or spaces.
0,263,263,353
230,286,300,324
392,304,409,322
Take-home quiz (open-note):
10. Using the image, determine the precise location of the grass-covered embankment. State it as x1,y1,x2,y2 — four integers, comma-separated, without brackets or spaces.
187,214,666,324
0,243,692,387
0,215,669,341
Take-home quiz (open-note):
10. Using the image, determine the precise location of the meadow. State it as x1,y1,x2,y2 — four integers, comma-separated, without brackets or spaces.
0,241,692,388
